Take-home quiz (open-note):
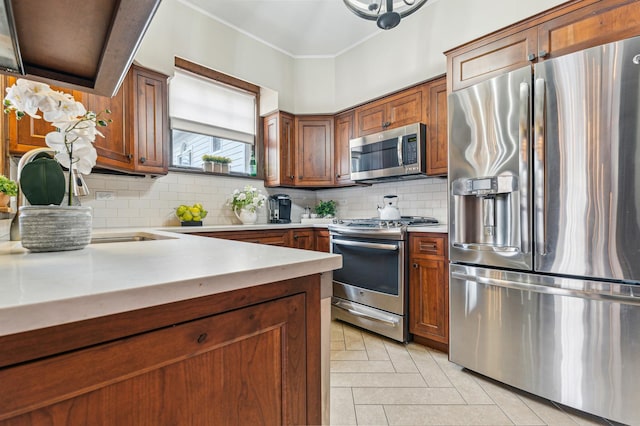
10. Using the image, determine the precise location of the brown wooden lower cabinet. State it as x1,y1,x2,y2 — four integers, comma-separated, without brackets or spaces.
0,276,321,425
314,229,330,253
195,228,322,251
408,233,449,353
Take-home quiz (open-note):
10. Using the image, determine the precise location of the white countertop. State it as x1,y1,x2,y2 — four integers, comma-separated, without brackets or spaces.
162,222,449,234
0,228,341,337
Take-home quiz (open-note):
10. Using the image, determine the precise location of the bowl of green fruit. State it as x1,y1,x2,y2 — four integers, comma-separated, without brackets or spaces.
176,203,208,226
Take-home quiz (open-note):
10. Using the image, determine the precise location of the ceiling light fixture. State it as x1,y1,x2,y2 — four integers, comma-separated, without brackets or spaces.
343,0,428,30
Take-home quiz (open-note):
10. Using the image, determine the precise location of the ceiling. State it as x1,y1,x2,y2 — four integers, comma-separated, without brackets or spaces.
181,0,413,58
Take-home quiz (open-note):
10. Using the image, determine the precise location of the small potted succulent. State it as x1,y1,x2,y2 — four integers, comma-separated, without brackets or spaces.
0,175,18,209
202,155,232,173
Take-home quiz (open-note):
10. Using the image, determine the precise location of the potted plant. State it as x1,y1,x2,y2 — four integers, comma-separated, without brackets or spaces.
0,175,17,209
3,78,110,252
202,155,232,173
227,185,267,224
314,200,337,218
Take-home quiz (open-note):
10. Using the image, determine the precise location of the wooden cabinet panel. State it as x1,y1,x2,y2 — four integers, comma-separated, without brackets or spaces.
448,28,537,92
295,116,334,186
5,65,168,176
538,0,640,61
0,292,313,425
196,229,291,247
314,229,330,253
86,78,131,170
7,78,86,155
334,111,354,185
264,112,295,187
292,229,315,250
409,233,449,351
447,0,640,92
425,78,448,176
132,66,168,175
355,88,422,136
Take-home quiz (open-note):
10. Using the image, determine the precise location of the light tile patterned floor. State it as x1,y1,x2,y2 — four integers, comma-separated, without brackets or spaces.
329,320,624,426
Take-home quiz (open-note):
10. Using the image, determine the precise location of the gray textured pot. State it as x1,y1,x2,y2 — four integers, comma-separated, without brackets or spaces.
19,206,92,252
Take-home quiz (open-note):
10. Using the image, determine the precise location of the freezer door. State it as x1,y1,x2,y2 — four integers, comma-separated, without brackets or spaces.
534,35,640,282
448,66,532,270
449,264,640,425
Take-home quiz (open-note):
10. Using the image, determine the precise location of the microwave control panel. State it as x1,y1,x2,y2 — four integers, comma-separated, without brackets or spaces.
402,135,418,165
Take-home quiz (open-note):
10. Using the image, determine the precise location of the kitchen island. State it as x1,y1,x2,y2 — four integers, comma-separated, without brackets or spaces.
0,230,341,425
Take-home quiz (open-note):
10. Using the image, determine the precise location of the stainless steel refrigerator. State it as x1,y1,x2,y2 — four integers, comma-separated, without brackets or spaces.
448,35,640,425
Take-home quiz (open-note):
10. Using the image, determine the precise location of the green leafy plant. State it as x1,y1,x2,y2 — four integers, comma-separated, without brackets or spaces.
202,154,232,164
314,200,336,217
0,175,18,196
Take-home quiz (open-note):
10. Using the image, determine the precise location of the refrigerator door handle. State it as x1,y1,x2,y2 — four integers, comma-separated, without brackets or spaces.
451,271,640,305
519,81,530,255
534,78,546,255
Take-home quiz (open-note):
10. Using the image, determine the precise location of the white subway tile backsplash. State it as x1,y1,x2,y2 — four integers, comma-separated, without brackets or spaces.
78,170,450,228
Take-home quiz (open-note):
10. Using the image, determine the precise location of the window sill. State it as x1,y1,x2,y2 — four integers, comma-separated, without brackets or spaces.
168,166,263,180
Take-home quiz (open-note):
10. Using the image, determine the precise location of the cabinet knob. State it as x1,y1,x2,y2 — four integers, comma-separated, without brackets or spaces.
126,154,133,161
293,234,299,240
527,53,536,61
336,174,340,178
139,157,147,164
299,176,303,179
290,175,295,179
413,263,418,268
382,121,391,128
538,50,548,58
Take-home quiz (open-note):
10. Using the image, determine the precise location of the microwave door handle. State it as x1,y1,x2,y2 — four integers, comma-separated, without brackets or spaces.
397,136,403,166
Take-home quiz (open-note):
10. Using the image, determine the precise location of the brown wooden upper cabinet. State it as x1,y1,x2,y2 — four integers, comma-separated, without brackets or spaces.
447,0,640,92
355,88,422,137
6,65,169,176
424,77,448,176
295,116,334,187
333,110,354,185
264,111,295,187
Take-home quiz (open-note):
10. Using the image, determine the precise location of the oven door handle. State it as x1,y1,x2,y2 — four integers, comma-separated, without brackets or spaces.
332,239,399,251
332,301,399,326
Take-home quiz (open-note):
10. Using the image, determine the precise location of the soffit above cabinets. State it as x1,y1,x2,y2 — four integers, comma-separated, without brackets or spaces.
4,0,160,97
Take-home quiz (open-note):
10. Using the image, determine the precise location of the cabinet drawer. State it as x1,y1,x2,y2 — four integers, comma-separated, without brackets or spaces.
410,234,446,258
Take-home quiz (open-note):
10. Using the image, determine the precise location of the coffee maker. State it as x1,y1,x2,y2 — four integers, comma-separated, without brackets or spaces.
268,194,292,223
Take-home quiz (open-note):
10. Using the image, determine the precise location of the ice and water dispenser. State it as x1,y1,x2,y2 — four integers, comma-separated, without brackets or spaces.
451,175,521,252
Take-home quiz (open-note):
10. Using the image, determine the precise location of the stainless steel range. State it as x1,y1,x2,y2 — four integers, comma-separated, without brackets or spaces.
328,217,438,342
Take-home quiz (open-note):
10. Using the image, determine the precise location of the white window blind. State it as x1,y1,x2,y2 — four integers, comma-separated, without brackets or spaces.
169,69,256,144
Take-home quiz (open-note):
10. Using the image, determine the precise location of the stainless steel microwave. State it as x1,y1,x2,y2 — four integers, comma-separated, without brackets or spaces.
349,123,427,182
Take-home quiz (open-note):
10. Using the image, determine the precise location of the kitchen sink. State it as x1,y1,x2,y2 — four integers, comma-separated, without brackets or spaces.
90,232,177,244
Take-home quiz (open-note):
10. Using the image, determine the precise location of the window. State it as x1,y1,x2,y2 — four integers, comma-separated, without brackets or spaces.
169,60,260,175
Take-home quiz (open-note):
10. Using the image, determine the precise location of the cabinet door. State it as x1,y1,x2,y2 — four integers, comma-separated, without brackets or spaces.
409,257,449,344
448,28,537,92
537,0,640,61
6,77,85,155
334,111,354,185
314,229,330,253
87,77,131,171
131,66,168,175
264,112,295,187
291,229,315,250
195,230,291,246
355,100,386,136
386,89,422,129
280,113,296,186
264,112,280,186
295,116,333,186
0,295,311,425
426,78,448,176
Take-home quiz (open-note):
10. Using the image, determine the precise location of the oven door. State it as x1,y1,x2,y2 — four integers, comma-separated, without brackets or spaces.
331,235,405,315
